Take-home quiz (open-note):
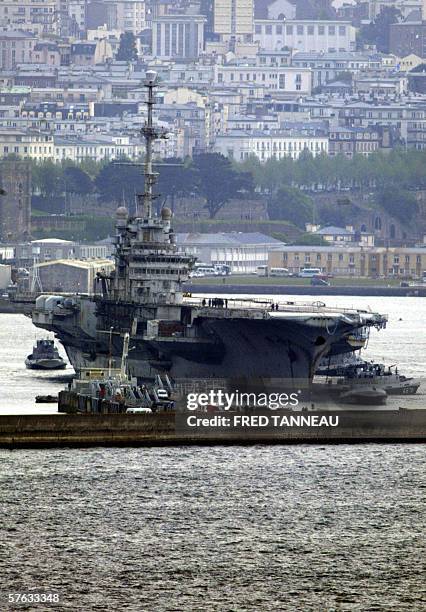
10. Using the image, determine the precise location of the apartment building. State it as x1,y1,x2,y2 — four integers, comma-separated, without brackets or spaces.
214,129,328,161
213,0,254,41
214,65,312,96
269,246,426,278
253,20,355,53
0,0,57,36
0,31,38,71
0,130,54,160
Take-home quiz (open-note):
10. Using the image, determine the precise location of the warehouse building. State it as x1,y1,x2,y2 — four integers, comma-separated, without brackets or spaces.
35,259,114,293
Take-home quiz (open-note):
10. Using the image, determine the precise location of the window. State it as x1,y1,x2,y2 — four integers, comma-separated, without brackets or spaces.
297,25,304,35
276,25,282,34
266,25,272,35
318,25,325,35
308,25,314,35
339,25,346,36
328,26,335,35
255,25,261,34
286,25,293,35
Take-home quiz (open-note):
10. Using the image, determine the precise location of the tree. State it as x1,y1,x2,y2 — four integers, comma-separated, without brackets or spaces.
116,32,138,62
358,7,401,53
94,161,144,211
193,153,253,218
31,160,63,199
63,165,93,195
375,187,419,222
267,186,313,229
291,233,328,246
156,157,196,214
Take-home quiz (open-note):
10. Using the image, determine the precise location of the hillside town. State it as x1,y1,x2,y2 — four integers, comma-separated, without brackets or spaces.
1,0,426,290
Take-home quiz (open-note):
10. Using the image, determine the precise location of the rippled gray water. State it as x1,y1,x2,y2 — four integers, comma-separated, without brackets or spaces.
1,445,425,611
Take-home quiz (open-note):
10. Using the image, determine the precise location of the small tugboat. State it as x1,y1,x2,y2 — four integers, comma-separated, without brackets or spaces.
25,339,67,370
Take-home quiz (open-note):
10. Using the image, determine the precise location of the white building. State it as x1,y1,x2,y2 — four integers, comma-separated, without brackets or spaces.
214,0,254,41
254,19,355,53
214,65,312,96
0,0,57,35
0,130,54,160
152,14,206,60
214,129,329,161
177,232,285,274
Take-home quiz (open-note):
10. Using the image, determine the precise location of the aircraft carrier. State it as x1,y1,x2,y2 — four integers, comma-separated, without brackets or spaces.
31,70,388,387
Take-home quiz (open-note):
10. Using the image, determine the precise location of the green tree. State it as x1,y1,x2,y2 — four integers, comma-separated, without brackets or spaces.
358,7,401,53
193,153,253,218
375,187,419,222
63,165,93,195
291,233,328,246
94,161,144,210
268,186,313,229
116,32,138,61
31,160,63,198
156,157,196,213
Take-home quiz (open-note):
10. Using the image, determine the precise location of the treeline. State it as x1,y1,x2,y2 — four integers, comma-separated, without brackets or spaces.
27,148,426,224
28,154,252,219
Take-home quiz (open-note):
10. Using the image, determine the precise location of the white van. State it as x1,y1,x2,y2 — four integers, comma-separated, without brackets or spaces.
298,268,322,278
270,267,289,277
256,265,268,277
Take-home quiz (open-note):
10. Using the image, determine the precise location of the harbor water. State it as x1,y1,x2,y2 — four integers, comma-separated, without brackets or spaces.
0,445,425,610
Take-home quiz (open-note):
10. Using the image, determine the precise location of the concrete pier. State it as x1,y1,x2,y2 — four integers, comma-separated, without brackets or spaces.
0,410,425,447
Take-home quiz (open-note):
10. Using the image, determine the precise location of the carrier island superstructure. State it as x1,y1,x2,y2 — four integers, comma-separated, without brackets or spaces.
32,70,387,386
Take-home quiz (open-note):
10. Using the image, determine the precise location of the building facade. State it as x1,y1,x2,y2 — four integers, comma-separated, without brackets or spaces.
253,20,355,53
214,0,254,41
214,130,328,161
0,31,38,71
0,0,57,35
269,246,426,278
152,14,206,60
177,232,284,274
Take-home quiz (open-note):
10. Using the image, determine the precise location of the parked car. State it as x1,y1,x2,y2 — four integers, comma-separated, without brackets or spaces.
311,276,330,286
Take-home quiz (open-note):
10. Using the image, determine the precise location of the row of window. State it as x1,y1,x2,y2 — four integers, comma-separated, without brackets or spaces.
255,24,347,36
282,253,423,263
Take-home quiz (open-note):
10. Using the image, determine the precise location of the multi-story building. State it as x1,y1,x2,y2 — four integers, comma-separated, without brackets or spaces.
0,0,57,36
0,130,54,160
68,0,88,34
213,0,254,42
0,31,38,71
328,126,381,157
253,19,355,53
87,0,146,35
292,51,374,89
214,129,328,161
389,20,426,57
214,64,312,97
152,14,206,60
269,245,426,278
